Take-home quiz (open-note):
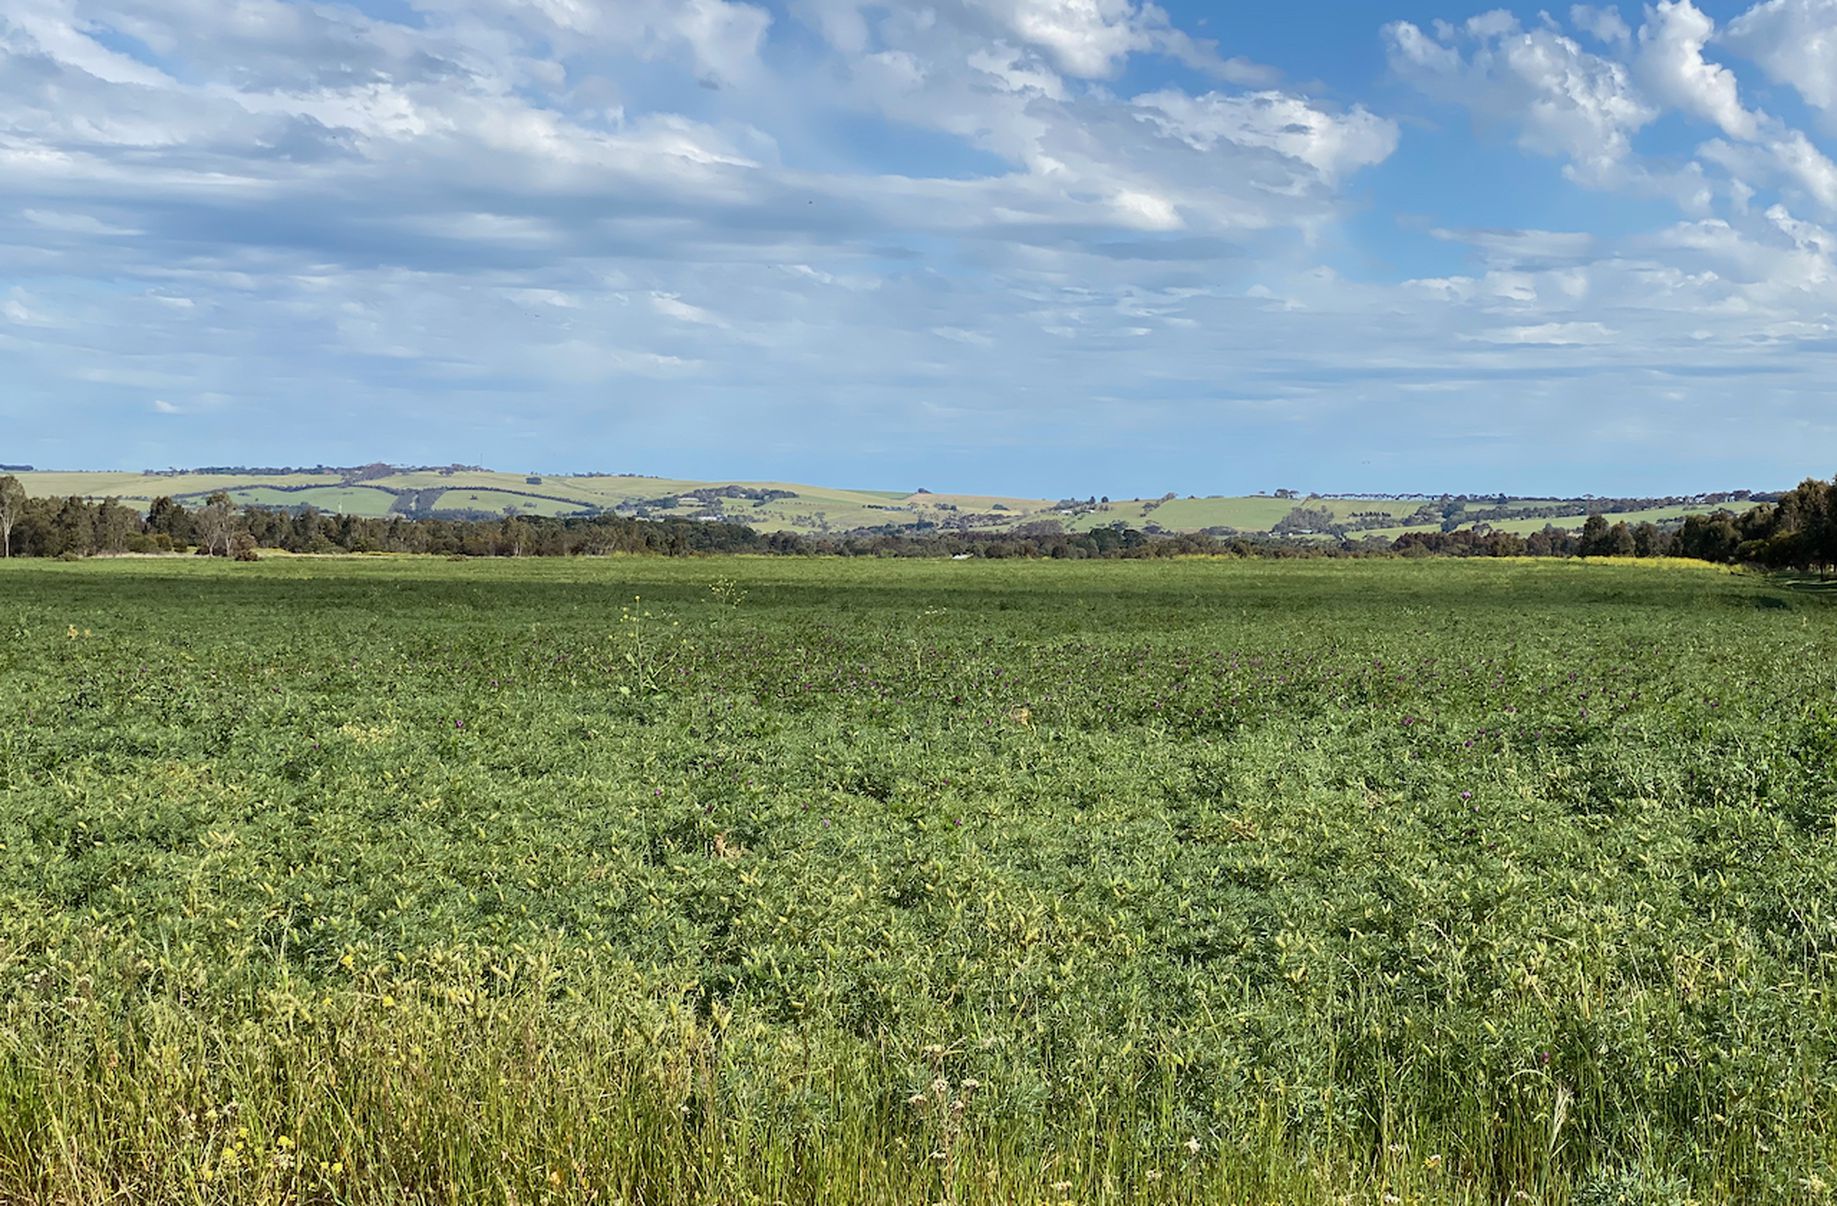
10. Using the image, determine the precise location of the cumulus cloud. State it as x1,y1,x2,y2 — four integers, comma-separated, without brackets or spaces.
1634,0,1759,141
1388,2,1837,221
980,0,1151,77
1725,0,1837,113
1384,14,1655,183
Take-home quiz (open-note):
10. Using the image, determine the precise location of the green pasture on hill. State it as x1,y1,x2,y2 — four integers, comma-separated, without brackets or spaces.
3,556,1834,1203
220,485,401,516
1465,506,1725,538
6,472,1731,541
426,488,594,517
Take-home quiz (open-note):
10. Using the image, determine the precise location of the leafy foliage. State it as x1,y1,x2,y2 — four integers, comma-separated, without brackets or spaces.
1,556,1834,1203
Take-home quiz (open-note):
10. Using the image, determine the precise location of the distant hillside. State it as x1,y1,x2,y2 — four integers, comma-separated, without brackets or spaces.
7,467,1774,542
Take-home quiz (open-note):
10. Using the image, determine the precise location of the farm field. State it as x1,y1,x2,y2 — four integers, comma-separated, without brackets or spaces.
220,485,401,517
6,470,1735,540
1468,506,1726,538
4,557,1835,1203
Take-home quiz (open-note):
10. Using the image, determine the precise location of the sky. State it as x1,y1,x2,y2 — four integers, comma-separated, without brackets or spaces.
4,0,1837,497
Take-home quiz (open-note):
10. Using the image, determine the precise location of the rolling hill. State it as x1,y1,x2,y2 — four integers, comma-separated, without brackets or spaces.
4,466,1768,542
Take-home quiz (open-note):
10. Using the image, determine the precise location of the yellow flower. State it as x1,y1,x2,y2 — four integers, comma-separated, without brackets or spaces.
382,994,397,1008
67,625,78,639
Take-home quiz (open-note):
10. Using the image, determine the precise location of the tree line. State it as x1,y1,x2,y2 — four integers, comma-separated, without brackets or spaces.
3,474,1836,567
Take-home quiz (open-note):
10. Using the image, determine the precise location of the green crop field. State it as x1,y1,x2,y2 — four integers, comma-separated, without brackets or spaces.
4,557,1835,1204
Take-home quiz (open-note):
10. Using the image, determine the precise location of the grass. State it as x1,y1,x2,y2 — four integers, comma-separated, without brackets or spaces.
1064,498,1428,535
1467,506,1724,537
427,488,595,517
18,472,1711,539
3,556,1836,1204
12,472,344,506
220,486,402,516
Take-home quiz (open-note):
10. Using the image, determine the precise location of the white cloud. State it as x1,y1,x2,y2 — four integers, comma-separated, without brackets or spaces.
1634,1,1759,141
7,0,1837,490
1110,189,1182,230
1466,321,1617,344
1773,129,1837,207
1131,90,1400,183
651,293,726,325
1385,16,1656,182
1391,3,1837,225
954,0,1276,83
1725,0,1837,113
151,398,181,414
416,0,773,86
1430,227,1599,271
982,0,1149,78
967,44,1067,98
21,209,140,236
1571,5,1632,45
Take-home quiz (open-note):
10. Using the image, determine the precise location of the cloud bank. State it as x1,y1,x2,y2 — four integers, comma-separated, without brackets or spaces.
2,0,1835,492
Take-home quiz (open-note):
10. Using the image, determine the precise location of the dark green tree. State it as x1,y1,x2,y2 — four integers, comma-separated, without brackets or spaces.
1579,514,1610,556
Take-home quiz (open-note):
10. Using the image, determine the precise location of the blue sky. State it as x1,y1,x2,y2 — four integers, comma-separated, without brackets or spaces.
5,0,1837,497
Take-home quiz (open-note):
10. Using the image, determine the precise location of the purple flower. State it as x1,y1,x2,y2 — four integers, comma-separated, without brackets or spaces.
454,718,464,729
1461,790,1473,800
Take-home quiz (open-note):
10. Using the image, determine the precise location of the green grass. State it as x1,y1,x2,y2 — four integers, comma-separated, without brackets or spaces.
1460,506,1715,537
12,472,344,506
5,556,1836,1202
2,473,1741,542
1140,497,1300,531
427,488,594,517
219,486,402,516
373,472,640,509
1064,498,1426,534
